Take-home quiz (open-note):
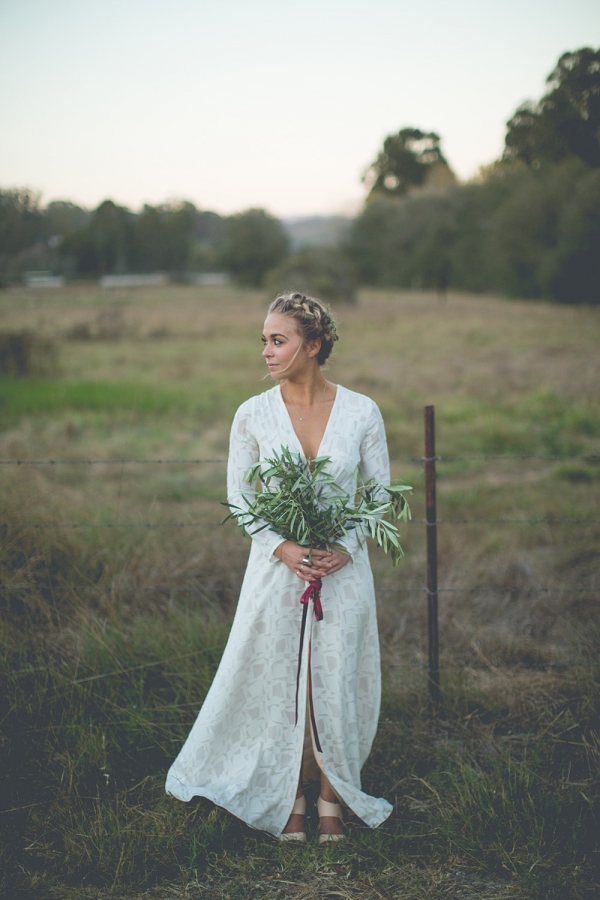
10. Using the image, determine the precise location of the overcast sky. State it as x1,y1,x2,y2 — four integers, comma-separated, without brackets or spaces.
1,0,599,217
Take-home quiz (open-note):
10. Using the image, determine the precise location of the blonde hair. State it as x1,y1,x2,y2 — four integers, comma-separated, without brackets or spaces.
268,292,338,365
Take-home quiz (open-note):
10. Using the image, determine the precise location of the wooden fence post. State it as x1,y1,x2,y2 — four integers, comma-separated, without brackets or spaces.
424,406,440,708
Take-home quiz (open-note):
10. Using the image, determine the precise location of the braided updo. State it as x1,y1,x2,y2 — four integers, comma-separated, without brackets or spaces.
268,293,338,366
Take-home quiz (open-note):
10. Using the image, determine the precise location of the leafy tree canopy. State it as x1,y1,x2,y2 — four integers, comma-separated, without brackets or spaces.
133,201,198,272
195,210,225,246
44,201,89,239
363,128,449,199
60,199,134,276
504,47,600,168
0,188,43,257
220,208,289,286
266,246,357,304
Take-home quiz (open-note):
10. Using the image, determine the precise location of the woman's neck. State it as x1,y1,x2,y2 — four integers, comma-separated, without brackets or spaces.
282,370,329,406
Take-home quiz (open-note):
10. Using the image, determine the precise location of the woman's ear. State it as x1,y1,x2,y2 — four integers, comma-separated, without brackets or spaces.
306,339,322,359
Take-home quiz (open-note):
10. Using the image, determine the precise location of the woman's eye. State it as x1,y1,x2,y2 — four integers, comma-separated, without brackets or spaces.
260,337,267,345
274,339,282,346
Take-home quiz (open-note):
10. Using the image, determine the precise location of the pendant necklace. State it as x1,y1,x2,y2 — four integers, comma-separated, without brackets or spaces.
284,382,327,421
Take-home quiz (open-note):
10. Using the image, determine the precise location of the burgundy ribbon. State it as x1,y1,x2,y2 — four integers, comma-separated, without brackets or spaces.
300,578,323,622
294,578,323,726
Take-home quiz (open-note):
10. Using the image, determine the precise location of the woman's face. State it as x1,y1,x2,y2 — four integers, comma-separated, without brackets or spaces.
262,312,312,379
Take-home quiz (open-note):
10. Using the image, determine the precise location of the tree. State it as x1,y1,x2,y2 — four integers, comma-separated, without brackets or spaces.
266,247,357,304
44,201,89,240
542,167,600,303
0,188,47,282
132,201,198,272
349,192,459,289
489,159,587,297
363,128,451,199
162,201,197,271
132,204,168,271
0,188,43,258
61,200,133,276
504,48,600,168
195,210,225,246
220,209,289,286
188,210,226,272
90,200,133,275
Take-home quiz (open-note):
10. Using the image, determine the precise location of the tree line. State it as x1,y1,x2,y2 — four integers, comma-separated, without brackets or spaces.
0,195,289,288
350,48,600,304
1,47,598,303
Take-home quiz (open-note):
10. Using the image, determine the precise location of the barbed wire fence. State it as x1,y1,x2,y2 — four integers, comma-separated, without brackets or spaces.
2,453,599,464
2,406,599,696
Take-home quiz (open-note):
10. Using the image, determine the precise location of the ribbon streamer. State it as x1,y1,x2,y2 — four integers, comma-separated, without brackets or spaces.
294,578,323,726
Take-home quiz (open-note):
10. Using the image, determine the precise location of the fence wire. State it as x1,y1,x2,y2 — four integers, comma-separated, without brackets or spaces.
3,451,597,620
7,652,596,690
0,458,227,465
3,517,599,529
5,583,596,596
1,453,599,465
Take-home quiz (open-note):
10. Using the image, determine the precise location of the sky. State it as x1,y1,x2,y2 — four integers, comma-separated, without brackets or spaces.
1,0,599,218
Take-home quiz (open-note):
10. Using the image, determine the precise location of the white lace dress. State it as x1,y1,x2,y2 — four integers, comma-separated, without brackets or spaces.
165,383,393,836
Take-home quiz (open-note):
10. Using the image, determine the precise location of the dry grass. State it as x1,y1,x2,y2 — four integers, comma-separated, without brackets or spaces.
50,864,528,899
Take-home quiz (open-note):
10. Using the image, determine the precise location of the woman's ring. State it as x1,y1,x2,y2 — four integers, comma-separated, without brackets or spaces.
302,556,310,564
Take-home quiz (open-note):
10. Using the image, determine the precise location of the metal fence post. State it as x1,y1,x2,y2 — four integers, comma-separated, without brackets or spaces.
424,406,440,708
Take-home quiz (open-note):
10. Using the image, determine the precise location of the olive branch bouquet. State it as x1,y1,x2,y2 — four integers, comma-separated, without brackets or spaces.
223,445,412,565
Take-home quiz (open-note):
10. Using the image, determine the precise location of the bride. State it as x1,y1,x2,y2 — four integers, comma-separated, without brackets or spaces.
166,292,393,842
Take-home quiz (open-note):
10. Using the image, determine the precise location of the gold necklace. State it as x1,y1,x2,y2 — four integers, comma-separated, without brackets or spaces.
284,382,327,421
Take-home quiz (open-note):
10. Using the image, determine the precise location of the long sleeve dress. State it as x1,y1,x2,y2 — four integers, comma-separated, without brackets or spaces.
165,383,393,836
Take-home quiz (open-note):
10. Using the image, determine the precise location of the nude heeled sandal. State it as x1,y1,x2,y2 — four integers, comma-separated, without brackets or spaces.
317,795,345,844
278,794,307,843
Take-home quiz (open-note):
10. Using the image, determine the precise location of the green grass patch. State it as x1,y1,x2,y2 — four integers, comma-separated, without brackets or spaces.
435,394,600,458
0,379,187,418
0,607,232,892
0,378,246,424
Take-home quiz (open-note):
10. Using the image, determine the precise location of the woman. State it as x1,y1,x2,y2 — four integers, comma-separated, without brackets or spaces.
166,293,393,842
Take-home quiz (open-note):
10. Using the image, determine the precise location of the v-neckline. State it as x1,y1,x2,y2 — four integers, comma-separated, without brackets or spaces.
277,382,341,462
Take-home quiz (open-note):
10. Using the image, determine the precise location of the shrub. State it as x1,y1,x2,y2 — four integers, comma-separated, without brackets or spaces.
0,330,57,377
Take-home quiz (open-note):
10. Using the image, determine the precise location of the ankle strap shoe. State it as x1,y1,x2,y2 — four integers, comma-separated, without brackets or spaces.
278,794,307,843
317,795,345,844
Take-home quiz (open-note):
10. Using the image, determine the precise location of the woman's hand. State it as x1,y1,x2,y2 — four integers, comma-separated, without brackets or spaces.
273,542,351,581
318,547,352,576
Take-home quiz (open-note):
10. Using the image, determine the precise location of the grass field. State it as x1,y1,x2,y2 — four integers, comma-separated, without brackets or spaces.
1,284,599,899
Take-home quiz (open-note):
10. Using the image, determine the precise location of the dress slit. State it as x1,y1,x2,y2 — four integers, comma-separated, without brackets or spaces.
304,638,350,816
